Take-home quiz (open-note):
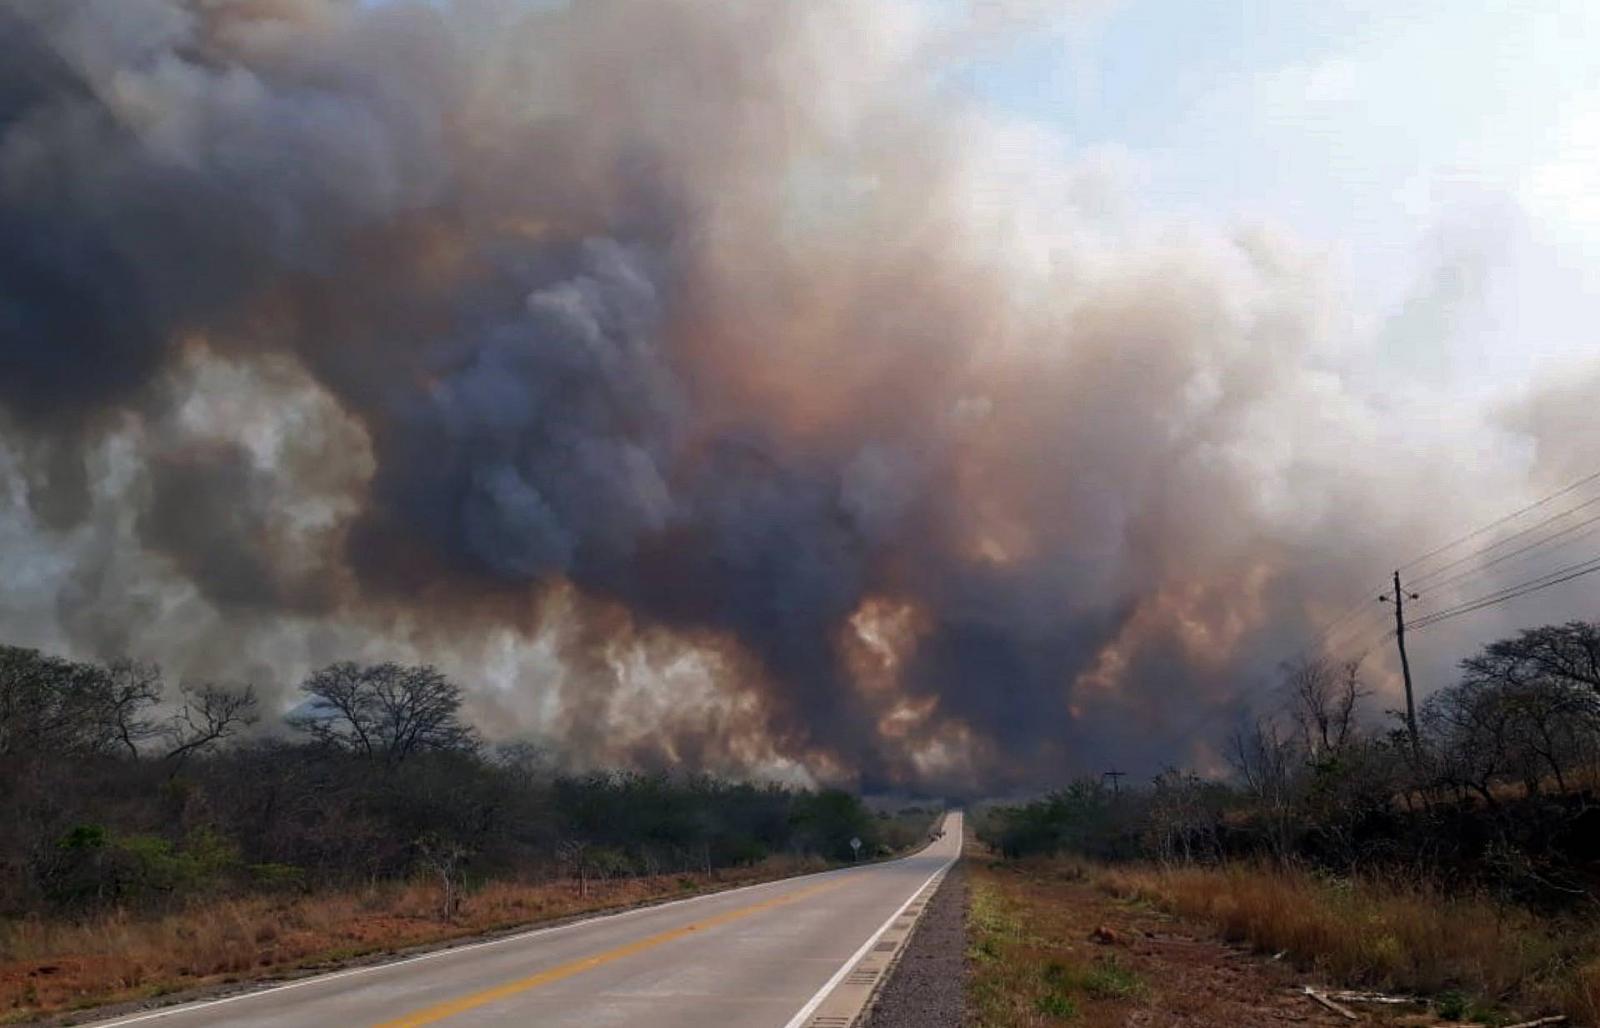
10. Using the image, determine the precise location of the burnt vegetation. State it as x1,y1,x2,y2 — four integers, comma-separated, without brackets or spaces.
981,618,1600,907
0,644,929,919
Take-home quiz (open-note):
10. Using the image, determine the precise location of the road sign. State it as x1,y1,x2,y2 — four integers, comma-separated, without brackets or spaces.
849,837,861,860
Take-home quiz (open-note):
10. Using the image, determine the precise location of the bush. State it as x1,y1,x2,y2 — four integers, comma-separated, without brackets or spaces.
2,646,909,916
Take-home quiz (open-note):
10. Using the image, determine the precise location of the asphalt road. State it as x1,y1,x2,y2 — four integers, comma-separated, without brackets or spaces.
86,812,962,1028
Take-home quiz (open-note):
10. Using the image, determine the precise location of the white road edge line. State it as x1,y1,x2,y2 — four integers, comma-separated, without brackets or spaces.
83,832,950,1027
779,815,962,1028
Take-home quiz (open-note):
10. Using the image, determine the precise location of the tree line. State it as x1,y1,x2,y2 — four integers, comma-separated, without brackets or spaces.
0,645,929,915
980,619,1600,906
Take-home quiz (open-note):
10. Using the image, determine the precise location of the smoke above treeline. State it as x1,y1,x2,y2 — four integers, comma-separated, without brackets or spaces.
0,0,1593,793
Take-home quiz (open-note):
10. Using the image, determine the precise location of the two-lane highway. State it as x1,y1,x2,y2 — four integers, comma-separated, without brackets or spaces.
87,812,962,1028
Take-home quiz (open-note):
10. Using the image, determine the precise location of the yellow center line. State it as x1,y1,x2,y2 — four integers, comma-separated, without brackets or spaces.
370,878,846,1027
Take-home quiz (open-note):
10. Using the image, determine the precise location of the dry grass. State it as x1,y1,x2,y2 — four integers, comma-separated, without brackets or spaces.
965,856,1370,1027
1559,956,1600,1026
1099,862,1600,1023
0,858,824,1022
969,863,1117,1026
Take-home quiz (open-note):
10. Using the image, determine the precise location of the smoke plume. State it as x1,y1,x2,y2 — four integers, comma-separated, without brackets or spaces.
0,0,1586,792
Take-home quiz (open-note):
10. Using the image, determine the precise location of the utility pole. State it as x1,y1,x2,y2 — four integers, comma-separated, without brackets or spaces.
1380,570,1420,757
1102,769,1126,797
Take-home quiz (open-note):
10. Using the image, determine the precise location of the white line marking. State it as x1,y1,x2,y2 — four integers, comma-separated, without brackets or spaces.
82,833,950,1027
779,814,962,1028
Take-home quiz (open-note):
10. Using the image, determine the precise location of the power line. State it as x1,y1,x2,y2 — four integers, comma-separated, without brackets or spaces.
1305,592,1395,656
1412,513,1600,595
1165,553,1590,762
1174,550,1599,761
1410,550,1600,627
1409,492,1600,588
1398,467,1600,576
1317,602,1396,656
1304,597,1376,647
1408,560,1600,633
1150,569,1406,762
1152,469,1600,769
1330,624,1396,665
1354,629,1397,663
1406,552,1600,633
1149,603,1387,766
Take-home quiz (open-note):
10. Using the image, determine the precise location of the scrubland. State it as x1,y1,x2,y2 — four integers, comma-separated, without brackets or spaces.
1101,861,1600,1024
0,859,823,1022
974,620,1600,1026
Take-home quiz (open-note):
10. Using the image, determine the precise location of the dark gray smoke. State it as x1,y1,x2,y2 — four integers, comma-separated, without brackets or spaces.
0,0,1586,791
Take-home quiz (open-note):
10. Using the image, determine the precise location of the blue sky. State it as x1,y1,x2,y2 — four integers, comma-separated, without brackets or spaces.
958,1,1600,396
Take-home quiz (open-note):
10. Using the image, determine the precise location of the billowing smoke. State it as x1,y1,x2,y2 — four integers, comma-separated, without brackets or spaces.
0,0,1589,792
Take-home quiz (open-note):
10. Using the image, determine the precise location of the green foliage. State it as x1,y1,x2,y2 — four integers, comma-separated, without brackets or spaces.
1034,991,1077,1018
979,779,1143,860
44,826,241,905
248,863,307,890
58,824,108,852
790,788,876,861
870,807,939,855
1035,961,1084,1016
586,847,633,878
1037,955,1146,1006
1432,989,1507,1025
982,618,1600,914
3,642,927,916
1081,957,1148,1000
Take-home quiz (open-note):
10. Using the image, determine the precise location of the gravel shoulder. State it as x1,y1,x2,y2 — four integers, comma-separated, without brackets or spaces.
865,865,968,1028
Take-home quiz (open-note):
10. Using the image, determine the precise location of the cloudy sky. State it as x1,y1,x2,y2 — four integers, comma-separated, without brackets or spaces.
964,0,1598,391
1,0,1595,792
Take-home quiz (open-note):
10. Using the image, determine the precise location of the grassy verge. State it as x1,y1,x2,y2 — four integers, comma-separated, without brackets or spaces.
1099,863,1600,1025
0,857,826,1023
968,860,1150,1027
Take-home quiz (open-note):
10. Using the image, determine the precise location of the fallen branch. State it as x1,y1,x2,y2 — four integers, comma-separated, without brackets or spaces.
1324,990,1416,1005
1433,1011,1568,1018
1303,987,1359,1021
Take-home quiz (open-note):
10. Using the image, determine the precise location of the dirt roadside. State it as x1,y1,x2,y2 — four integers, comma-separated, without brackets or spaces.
10,830,947,1026
966,859,1436,1028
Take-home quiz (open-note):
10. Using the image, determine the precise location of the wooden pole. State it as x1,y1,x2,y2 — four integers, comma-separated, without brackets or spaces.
1387,570,1420,757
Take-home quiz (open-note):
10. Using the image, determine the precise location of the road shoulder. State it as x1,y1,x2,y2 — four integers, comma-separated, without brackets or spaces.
863,864,968,1028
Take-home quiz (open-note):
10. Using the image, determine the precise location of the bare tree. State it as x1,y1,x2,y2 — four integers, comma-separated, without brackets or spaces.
1228,715,1296,798
102,659,165,758
1227,714,1300,860
1144,767,1221,866
1,646,120,759
1453,622,1600,796
1284,656,1367,758
163,683,259,773
1421,679,1518,806
493,740,556,782
416,833,471,921
556,839,592,897
290,662,478,764
1513,681,1592,794
1465,621,1600,697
